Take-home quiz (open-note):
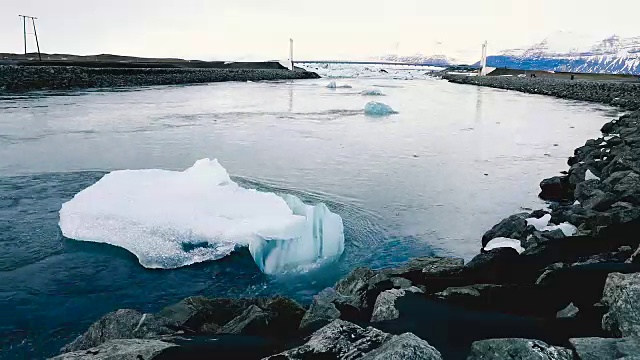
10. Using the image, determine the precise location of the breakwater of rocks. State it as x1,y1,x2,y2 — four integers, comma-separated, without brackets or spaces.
443,74,640,110
0,65,320,91
52,78,640,360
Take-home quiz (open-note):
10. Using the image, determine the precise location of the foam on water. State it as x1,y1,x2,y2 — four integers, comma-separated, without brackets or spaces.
58,159,345,273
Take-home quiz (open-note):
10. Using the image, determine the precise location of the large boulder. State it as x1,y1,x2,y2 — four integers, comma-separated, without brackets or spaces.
370,287,423,322
299,288,343,332
539,176,572,202
52,339,176,360
433,284,563,317
359,333,442,360
217,305,270,335
158,296,304,337
601,272,640,337
267,320,440,360
60,309,172,353
157,296,255,332
467,338,572,360
481,213,530,247
570,336,640,360
460,248,521,284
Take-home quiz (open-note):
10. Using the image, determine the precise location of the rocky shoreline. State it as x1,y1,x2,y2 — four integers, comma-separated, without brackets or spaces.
0,65,320,91
52,78,640,359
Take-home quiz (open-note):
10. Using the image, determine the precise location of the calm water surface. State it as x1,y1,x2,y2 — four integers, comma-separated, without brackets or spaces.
0,77,618,358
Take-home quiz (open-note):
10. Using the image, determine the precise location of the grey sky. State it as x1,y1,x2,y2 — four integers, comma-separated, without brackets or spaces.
2,0,639,62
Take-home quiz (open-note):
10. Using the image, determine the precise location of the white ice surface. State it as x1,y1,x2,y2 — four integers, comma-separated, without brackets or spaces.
585,169,600,181
526,214,552,230
302,63,444,80
364,101,397,116
59,159,345,273
526,214,577,236
484,237,524,254
543,222,578,236
326,81,352,89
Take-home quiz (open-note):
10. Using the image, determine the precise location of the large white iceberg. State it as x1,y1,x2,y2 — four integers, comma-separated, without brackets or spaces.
59,159,345,274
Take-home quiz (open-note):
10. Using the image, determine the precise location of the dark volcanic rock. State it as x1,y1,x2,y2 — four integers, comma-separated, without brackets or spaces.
52,339,177,360
370,287,423,322
268,319,392,359
601,272,640,337
299,288,344,332
442,75,640,111
0,65,320,91
218,305,270,335
268,319,441,360
460,248,521,284
466,338,572,360
359,333,442,360
540,176,573,202
61,309,172,353
157,296,304,337
481,213,530,247
570,336,640,360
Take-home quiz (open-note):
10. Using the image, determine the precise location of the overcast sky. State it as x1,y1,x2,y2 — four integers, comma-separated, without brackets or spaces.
2,0,639,62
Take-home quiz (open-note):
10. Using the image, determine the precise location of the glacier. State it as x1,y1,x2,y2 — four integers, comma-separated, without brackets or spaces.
58,159,345,274
364,101,397,116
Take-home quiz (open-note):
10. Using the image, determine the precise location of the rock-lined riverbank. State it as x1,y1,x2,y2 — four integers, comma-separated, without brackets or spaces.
52,78,640,359
443,75,640,110
0,65,319,91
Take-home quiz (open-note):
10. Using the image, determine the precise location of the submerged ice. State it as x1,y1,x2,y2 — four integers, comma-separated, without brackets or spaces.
58,159,345,274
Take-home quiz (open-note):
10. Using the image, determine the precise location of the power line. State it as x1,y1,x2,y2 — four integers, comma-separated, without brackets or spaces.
18,14,42,61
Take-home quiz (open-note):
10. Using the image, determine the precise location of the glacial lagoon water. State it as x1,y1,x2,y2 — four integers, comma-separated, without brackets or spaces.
0,73,620,358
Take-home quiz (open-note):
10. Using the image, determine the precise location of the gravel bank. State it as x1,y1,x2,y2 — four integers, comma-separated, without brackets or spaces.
443,74,640,110
0,65,320,91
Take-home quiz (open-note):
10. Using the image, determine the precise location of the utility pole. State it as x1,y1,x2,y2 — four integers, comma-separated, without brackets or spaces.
289,38,294,71
18,15,42,61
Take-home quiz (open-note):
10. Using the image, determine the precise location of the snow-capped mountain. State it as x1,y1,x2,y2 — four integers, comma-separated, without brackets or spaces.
486,32,640,75
376,54,456,66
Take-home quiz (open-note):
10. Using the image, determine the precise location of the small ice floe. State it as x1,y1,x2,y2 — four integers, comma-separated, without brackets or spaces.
360,89,385,96
585,169,600,181
526,214,577,236
573,200,581,206
526,214,552,231
326,81,352,89
484,237,524,254
364,101,398,116
543,222,578,236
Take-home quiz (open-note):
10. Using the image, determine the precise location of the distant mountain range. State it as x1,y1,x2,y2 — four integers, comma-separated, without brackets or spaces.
484,32,640,75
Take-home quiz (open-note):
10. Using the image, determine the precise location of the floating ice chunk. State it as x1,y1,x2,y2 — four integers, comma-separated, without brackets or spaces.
585,169,600,181
326,81,352,89
484,237,524,254
526,214,551,231
249,194,344,274
59,159,345,273
543,222,577,236
573,200,581,205
364,101,398,117
361,89,385,96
